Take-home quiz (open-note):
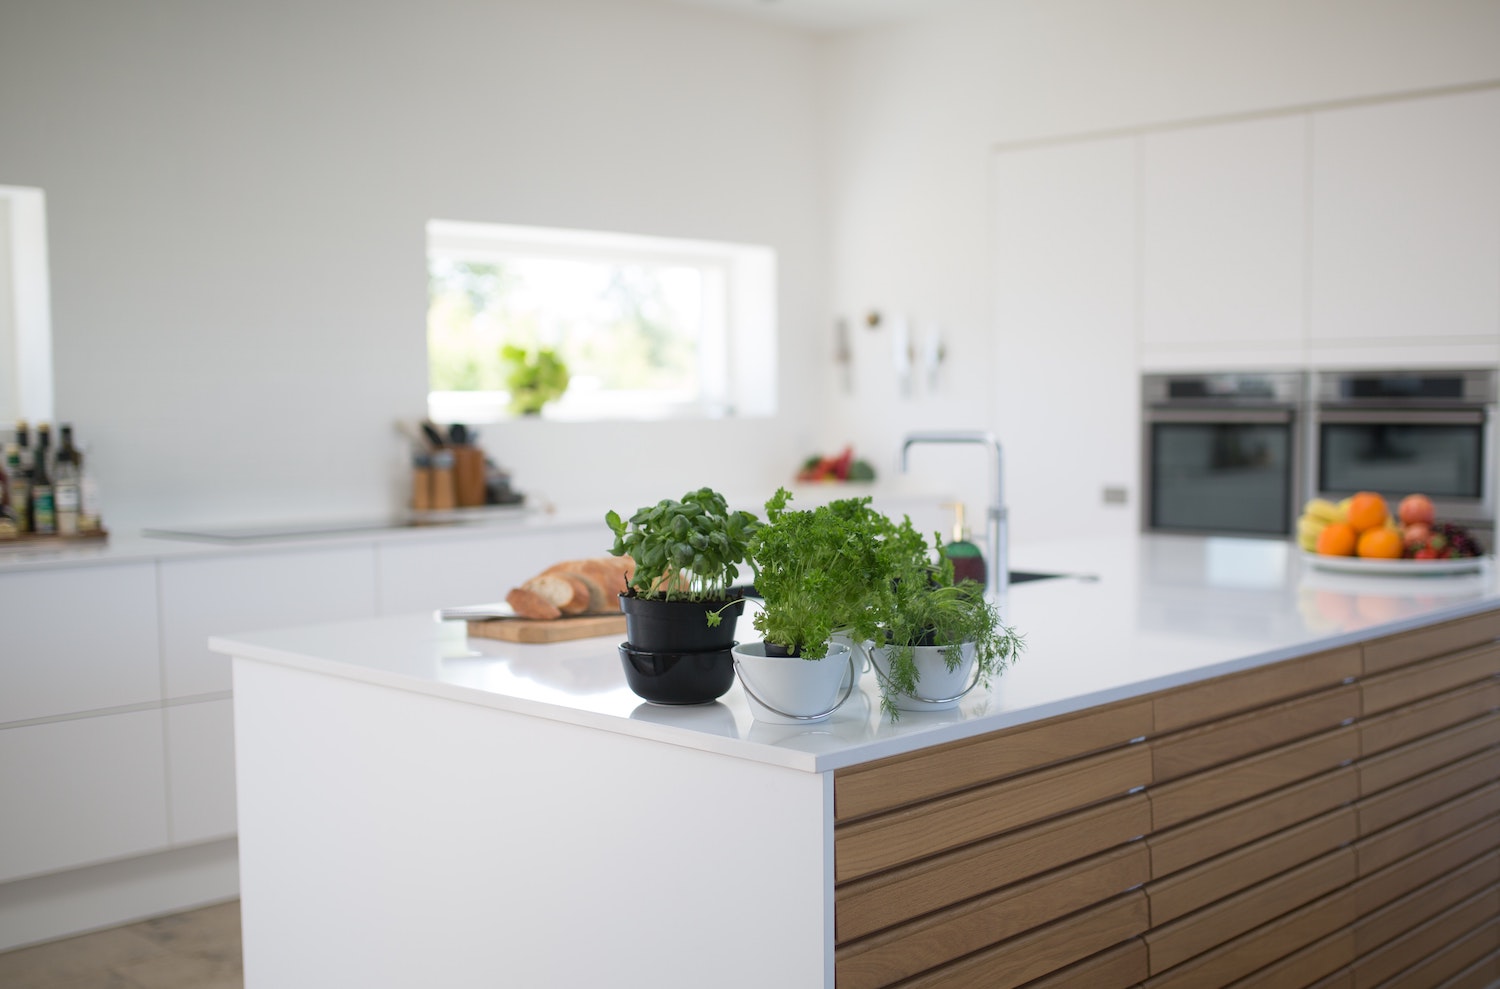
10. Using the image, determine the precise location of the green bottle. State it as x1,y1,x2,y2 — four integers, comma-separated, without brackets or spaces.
943,502,986,589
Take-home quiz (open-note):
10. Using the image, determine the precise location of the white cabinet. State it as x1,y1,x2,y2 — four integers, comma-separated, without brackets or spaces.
0,563,161,724
159,547,379,698
376,527,597,615
165,699,237,845
993,136,1139,541
1141,115,1307,364
0,711,169,882
1309,88,1500,358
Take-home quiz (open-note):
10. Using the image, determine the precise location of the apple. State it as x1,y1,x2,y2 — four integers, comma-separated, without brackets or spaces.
1403,522,1431,548
1398,493,1435,526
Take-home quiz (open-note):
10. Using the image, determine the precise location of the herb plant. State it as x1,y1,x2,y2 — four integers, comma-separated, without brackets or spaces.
606,487,759,605
747,488,894,659
501,343,570,415
876,528,1024,720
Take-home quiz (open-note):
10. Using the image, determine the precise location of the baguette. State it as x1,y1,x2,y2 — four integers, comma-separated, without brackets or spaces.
505,586,561,621
543,556,634,611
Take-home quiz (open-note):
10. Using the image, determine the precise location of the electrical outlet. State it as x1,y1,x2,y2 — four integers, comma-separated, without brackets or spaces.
1102,486,1128,506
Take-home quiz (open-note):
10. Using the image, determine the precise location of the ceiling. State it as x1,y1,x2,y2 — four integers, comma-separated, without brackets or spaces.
666,0,957,34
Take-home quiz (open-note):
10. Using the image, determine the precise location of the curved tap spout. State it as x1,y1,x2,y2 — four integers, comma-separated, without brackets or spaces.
899,430,1008,599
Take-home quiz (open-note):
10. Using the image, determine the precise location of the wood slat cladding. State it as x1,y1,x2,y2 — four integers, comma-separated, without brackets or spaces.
832,698,1152,822
1356,748,1500,834
831,607,1500,989
834,845,1149,989
1152,646,1360,733
1359,642,1500,716
834,744,1151,883
1350,888,1499,989
836,794,1151,942
1437,947,1500,989
1357,711,1500,794
1148,767,1359,876
1359,680,1500,756
1353,852,1499,958
1151,683,1358,784
1145,806,1358,925
890,892,1149,989
1221,929,1354,989
1148,726,1359,830
1361,610,1500,675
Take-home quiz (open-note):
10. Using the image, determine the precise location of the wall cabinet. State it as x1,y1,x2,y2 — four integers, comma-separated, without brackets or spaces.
1140,115,1307,364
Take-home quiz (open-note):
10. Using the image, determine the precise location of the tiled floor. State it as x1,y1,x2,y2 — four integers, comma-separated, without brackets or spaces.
0,900,243,989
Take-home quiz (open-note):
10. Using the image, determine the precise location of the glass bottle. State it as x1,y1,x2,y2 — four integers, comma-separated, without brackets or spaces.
54,425,81,536
6,438,29,533
31,424,55,535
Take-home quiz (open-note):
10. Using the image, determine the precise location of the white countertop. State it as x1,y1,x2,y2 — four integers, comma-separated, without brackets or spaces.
209,534,1500,774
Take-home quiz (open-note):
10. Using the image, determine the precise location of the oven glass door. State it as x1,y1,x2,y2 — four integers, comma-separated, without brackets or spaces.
1149,415,1295,536
1319,411,1484,499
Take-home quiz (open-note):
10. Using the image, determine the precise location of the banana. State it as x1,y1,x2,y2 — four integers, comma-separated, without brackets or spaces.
1302,499,1346,525
1297,516,1326,551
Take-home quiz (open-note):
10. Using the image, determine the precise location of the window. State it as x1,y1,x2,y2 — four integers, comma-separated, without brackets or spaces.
426,220,776,423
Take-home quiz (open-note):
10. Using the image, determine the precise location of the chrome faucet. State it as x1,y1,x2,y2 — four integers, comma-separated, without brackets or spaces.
900,430,1008,600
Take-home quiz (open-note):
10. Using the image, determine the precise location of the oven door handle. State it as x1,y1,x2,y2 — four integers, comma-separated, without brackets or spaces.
1316,408,1488,426
1146,408,1294,424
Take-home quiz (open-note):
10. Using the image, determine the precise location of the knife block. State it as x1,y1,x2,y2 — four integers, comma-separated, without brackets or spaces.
452,446,486,507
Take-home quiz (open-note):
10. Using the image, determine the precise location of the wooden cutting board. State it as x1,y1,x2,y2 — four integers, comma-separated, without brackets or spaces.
466,614,626,643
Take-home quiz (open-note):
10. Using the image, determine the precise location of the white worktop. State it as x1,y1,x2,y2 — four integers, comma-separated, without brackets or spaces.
210,534,1500,774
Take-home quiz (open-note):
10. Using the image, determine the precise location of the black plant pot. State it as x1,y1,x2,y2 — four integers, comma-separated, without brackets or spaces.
619,593,744,653
619,644,736,705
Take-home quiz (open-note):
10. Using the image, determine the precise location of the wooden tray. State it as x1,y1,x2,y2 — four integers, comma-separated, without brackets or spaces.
466,614,626,643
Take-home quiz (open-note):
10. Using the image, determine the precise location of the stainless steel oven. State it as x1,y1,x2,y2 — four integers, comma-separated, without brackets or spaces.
1310,369,1497,544
1142,372,1306,537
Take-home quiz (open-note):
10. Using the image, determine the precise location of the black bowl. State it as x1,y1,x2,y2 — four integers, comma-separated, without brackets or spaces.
619,594,744,653
618,643,736,705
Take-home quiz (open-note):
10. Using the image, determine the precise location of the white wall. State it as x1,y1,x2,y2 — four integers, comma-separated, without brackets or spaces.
0,0,826,531
819,0,1500,542
0,198,13,423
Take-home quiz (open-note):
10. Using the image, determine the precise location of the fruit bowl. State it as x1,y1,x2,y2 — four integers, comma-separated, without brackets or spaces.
1300,552,1487,577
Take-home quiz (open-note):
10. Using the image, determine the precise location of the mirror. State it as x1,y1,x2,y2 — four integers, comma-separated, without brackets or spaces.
0,185,53,425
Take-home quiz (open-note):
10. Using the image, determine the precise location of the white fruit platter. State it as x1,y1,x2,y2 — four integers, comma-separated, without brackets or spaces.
1301,552,1487,577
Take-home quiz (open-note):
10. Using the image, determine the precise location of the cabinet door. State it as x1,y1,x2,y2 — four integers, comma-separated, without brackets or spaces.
159,547,378,698
1141,115,1307,364
0,563,161,725
993,136,1138,541
1310,88,1500,353
376,529,564,615
166,698,237,845
0,710,169,882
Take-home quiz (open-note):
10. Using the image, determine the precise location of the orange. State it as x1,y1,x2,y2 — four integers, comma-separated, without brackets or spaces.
1345,492,1389,533
1356,527,1403,559
1316,522,1357,556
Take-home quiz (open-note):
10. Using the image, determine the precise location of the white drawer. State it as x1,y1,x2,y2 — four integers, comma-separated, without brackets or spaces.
166,698,237,845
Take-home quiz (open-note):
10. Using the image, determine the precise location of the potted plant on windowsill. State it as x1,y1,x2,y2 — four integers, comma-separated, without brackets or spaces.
731,488,893,724
501,343,570,416
868,525,1024,721
606,487,760,705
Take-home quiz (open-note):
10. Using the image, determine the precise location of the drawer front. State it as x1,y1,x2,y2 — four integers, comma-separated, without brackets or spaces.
1153,646,1360,733
1362,610,1500,674
1360,642,1500,716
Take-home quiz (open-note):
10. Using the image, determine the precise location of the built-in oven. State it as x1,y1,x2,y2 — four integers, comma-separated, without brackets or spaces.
1310,369,1497,546
1142,372,1306,538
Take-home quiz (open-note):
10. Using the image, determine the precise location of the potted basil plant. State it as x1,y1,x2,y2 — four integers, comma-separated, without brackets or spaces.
869,524,1024,721
606,488,759,705
731,489,893,724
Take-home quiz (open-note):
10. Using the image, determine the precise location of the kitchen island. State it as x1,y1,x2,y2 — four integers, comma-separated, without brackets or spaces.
213,535,1500,988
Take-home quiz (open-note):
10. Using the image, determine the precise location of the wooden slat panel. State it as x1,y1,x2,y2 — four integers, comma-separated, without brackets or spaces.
891,892,1149,989
1304,970,1355,989
834,845,1149,989
1358,712,1500,794
833,699,1153,822
835,745,1152,882
1434,947,1500,989
1360,681,1500,757
1149,726,1359,830
1363,611,1500,675
1360,643,1500,717
1357,748,1500,835
1351,817,1500,918
1141,887,1357,989
1379,919,1499,989
836,793,1151,942
1152,684,1359,784
1355,784,1500,876
1146,806,1357,925
1354,851,1497,957
1145,848,1357,974
1012,939,1149,989
1350,888,1498,989
1153,647,1361,733
1223,929,1354,989
1149,767,1359,876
